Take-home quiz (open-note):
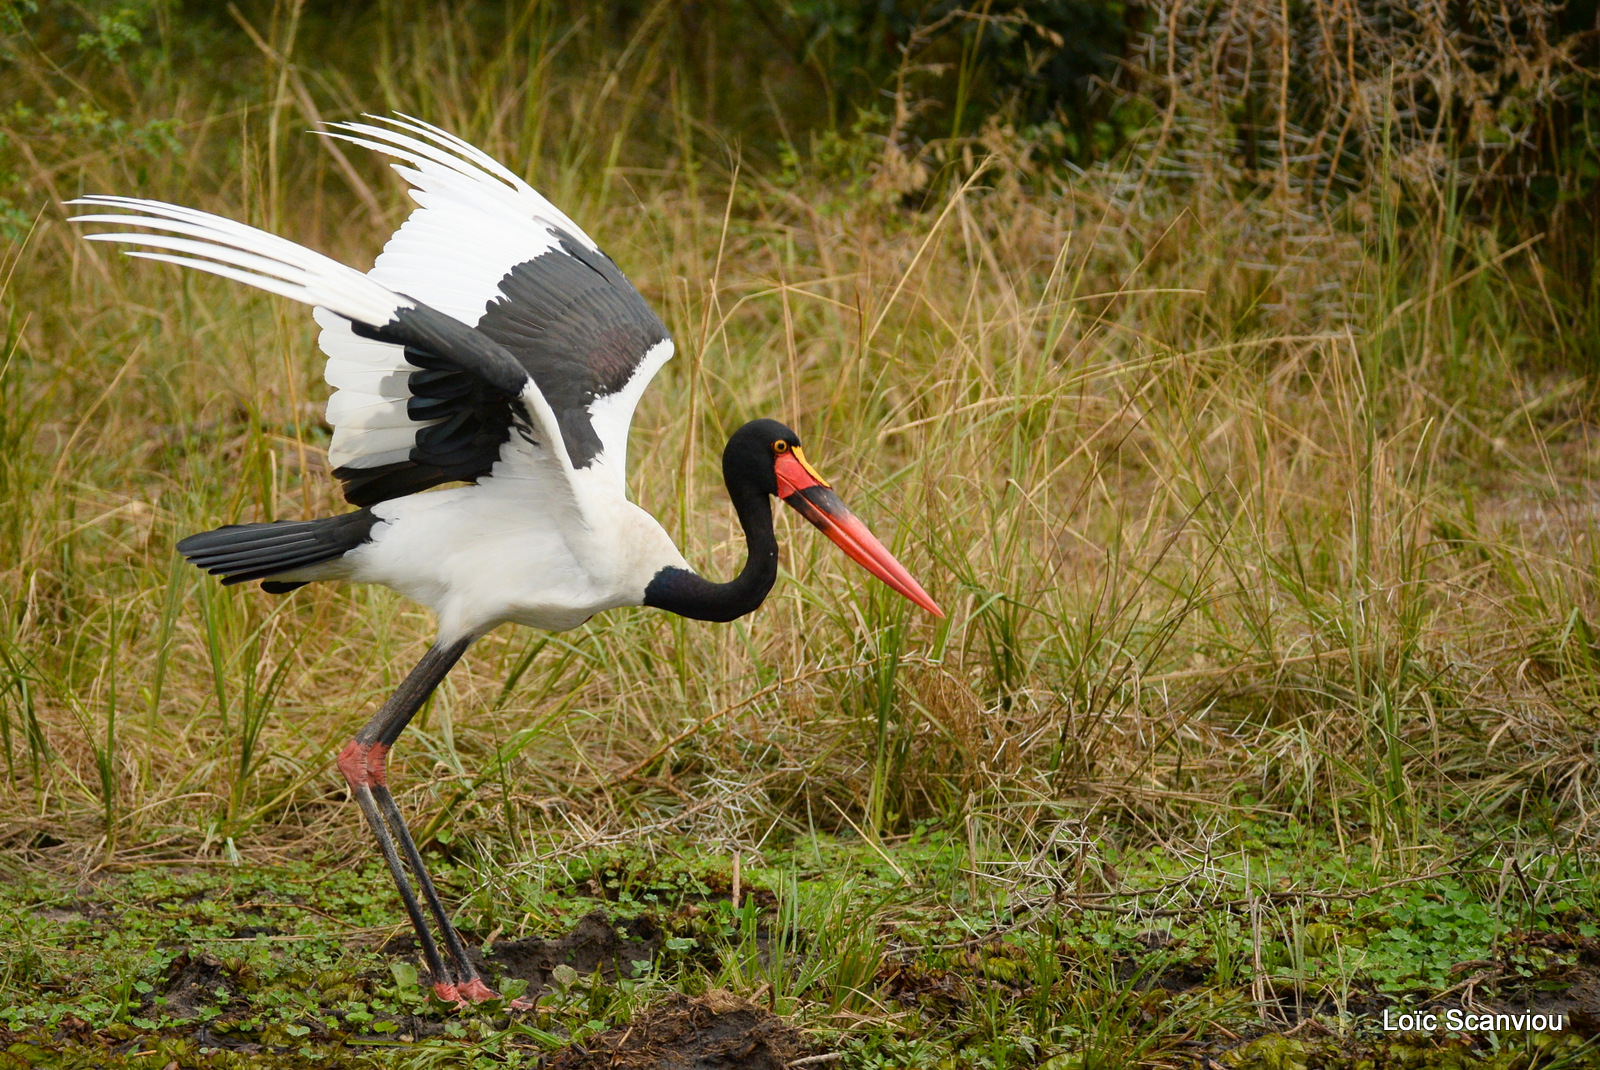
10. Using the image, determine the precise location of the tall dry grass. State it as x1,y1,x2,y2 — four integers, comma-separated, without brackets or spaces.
0,1,1595,884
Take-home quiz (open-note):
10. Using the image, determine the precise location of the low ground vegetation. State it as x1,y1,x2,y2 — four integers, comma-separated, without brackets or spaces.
2,824,1597,1068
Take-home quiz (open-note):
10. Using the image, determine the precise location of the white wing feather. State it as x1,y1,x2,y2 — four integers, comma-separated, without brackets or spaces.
69,196,583,510
72,198,406,328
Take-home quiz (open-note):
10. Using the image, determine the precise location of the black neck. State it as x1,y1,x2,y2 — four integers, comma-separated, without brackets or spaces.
643,477,777,622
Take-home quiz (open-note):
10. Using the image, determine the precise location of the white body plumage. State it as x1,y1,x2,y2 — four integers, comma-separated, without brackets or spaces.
335,474,689,640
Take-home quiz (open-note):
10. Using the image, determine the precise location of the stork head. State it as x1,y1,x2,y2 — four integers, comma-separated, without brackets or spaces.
724,418,943,617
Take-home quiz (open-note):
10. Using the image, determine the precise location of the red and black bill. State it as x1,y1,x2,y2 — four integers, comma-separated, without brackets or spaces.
775,448,943,618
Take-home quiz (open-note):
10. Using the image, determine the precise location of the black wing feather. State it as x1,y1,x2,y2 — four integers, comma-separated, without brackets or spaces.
331,228,666,506
474,228,667,469
335,311,527,506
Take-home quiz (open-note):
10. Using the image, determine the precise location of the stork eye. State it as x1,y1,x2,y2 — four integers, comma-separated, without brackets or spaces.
773,441,789,453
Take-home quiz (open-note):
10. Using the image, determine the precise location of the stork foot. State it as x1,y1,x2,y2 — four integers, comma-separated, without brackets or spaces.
456,977,498,1002
431,977,533,1011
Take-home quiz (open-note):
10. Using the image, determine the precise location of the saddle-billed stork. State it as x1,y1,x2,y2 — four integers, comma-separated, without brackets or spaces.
71,115,941,1006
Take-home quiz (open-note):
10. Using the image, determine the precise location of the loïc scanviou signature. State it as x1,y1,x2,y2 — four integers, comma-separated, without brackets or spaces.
1382,1008,1566,1033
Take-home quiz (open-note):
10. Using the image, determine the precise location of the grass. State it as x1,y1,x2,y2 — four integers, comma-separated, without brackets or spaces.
1,1,1599,1066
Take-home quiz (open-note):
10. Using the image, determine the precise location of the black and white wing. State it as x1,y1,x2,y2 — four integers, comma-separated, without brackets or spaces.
315,115,672,505
73,114,674,510
68,196,588,513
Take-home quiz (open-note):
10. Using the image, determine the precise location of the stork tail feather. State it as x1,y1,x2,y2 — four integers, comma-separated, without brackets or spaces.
177,509,379,592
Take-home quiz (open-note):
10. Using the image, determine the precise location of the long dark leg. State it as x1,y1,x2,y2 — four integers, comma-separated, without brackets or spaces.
338,637,515,1005
345,775,450,986
369,786,493,999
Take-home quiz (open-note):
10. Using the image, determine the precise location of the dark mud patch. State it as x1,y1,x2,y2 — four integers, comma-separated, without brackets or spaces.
152,950,237,1020
543,991,811,1070
1487,964,1600,1038
478,910,662,999
882,960,965,1009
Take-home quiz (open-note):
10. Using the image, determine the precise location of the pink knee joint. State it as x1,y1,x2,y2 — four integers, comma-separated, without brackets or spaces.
336,741,390,788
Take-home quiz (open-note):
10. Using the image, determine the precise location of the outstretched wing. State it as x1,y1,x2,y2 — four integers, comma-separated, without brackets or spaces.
316,115,673,505
69,196,587,514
